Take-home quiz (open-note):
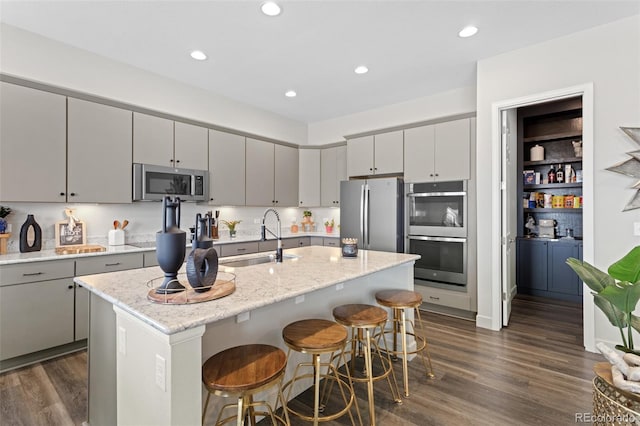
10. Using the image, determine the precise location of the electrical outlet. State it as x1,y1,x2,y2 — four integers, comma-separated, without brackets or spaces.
155,354,166,391
118,326,126,355
634,222,640,236
295,295,305,304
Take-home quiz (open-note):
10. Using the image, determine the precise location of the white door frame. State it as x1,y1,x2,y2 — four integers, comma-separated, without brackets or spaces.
490,83,595,351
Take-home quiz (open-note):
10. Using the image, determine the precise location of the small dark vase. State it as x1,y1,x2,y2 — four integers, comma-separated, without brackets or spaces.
193,213,213,249
19,214,42,253
155,197,186,294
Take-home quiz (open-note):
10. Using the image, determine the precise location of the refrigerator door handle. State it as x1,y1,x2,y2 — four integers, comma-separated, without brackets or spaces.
360,183,365,247
364,183,370,247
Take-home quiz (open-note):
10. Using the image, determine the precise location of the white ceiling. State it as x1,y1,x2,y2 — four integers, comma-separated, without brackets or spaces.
1,1,638,123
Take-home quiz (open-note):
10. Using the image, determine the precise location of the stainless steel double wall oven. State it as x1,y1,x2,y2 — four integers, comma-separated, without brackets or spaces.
406,181,467,289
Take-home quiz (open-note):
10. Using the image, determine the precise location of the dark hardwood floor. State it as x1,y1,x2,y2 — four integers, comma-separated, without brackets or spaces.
0,295,601,425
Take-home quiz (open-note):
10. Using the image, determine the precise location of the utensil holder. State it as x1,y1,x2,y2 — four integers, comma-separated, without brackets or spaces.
108,229,125,246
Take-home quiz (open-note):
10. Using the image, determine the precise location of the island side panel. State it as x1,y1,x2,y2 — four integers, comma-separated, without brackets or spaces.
201,261,415,423
113,306,205,426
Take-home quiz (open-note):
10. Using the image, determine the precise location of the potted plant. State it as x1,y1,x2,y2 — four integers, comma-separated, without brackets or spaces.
324,218,334,234
0,206,11,234
302,210,313,224
221,220,241,238
567,246,640,355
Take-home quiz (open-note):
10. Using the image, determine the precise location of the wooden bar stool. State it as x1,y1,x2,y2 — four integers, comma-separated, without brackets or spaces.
375,289,435,398
281,319,361,425
202,344,290,426
332,304,402,426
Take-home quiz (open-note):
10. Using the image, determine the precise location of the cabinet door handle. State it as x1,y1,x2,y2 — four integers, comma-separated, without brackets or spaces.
68,285,74,289
23,272,44,276
369,168,373,171
176,160,180,163
70,192,76,196
59,192,66,196
105,262,121,267
429,174,434,177
429,296,440,301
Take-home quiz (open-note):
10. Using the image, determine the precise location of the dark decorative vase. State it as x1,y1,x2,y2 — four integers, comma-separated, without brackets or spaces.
155,197,186,294
19,214,42,253
193,213,213,249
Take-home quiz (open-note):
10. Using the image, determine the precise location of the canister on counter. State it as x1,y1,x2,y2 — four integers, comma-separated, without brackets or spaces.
552,195,565,208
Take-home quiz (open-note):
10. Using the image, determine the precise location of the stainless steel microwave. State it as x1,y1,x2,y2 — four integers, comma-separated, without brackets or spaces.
133,163,209,202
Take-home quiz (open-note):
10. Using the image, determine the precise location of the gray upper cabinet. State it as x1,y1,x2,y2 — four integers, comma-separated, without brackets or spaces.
321,145,346,207
298,149,321,207
67,98,133,203
133,112,208,170
209,129,245,205
347,131,403,177
404,118,471,182
275,144,299,207
246,138,275,206
0,82,67,202
246,139,299,207
133,112,174,167
174,122,208,170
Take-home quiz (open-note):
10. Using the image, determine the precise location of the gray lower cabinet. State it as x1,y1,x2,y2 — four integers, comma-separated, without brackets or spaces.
0,279,74,360
75,253,144,276
75,284,90,341
220,242,259,257
323,238,340,247
517,238,582,302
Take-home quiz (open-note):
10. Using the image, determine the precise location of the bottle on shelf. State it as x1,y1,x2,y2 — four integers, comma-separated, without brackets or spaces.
556,164,564,183
547,165,556,184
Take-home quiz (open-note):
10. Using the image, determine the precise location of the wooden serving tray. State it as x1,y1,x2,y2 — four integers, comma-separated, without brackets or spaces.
147,275,235,305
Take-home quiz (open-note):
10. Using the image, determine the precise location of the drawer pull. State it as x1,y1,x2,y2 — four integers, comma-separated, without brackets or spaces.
237,248,246,252
23,272,44,277
105,262,122,267
429,296,440,301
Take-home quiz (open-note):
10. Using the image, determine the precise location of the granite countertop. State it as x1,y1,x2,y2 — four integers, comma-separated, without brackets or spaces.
0,231,340,265
74,246,419,335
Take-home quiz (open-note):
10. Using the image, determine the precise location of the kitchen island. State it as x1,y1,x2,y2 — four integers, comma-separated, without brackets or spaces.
75,245,419,426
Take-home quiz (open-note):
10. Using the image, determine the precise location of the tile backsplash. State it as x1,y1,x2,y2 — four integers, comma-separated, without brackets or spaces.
1,202,340,253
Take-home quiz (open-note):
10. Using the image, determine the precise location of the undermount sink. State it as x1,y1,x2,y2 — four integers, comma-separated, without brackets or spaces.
221,253,300,268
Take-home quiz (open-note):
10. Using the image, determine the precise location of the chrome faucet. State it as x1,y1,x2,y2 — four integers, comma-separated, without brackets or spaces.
261,208,282,262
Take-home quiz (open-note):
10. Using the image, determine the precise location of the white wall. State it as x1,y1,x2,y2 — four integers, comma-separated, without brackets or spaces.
0,23,307,144
307,86,476,144
476,15,640,347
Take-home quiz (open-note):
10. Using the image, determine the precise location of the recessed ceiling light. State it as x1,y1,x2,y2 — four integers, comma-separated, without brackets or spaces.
285,90,297,98
354,65,369,75
261,1,282,16
458,26,478,38
190,50,207,60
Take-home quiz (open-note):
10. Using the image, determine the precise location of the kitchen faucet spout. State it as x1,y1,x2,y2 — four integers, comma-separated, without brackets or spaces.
261,208,282,262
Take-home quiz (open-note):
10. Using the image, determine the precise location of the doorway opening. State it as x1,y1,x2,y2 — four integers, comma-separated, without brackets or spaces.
495,84,594,350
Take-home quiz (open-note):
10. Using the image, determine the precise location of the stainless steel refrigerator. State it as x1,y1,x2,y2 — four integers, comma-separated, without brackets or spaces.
340,177,404,252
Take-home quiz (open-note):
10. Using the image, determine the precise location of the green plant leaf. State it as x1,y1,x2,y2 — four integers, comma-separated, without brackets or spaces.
609,246,640,284
630,314,640,334
566,258,615,293
594,293,627,328
599,281,640,315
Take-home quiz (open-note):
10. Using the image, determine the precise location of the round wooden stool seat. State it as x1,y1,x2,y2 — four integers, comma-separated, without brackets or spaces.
281,319,360,425
332,303,387,328
202,344,289,425
282,319,347,353
202,344,286,395
375,289,422,309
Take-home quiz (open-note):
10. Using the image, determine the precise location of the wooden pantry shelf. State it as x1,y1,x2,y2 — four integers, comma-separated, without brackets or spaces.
524,182,582,190
523,157,582,166
522,131,582,143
